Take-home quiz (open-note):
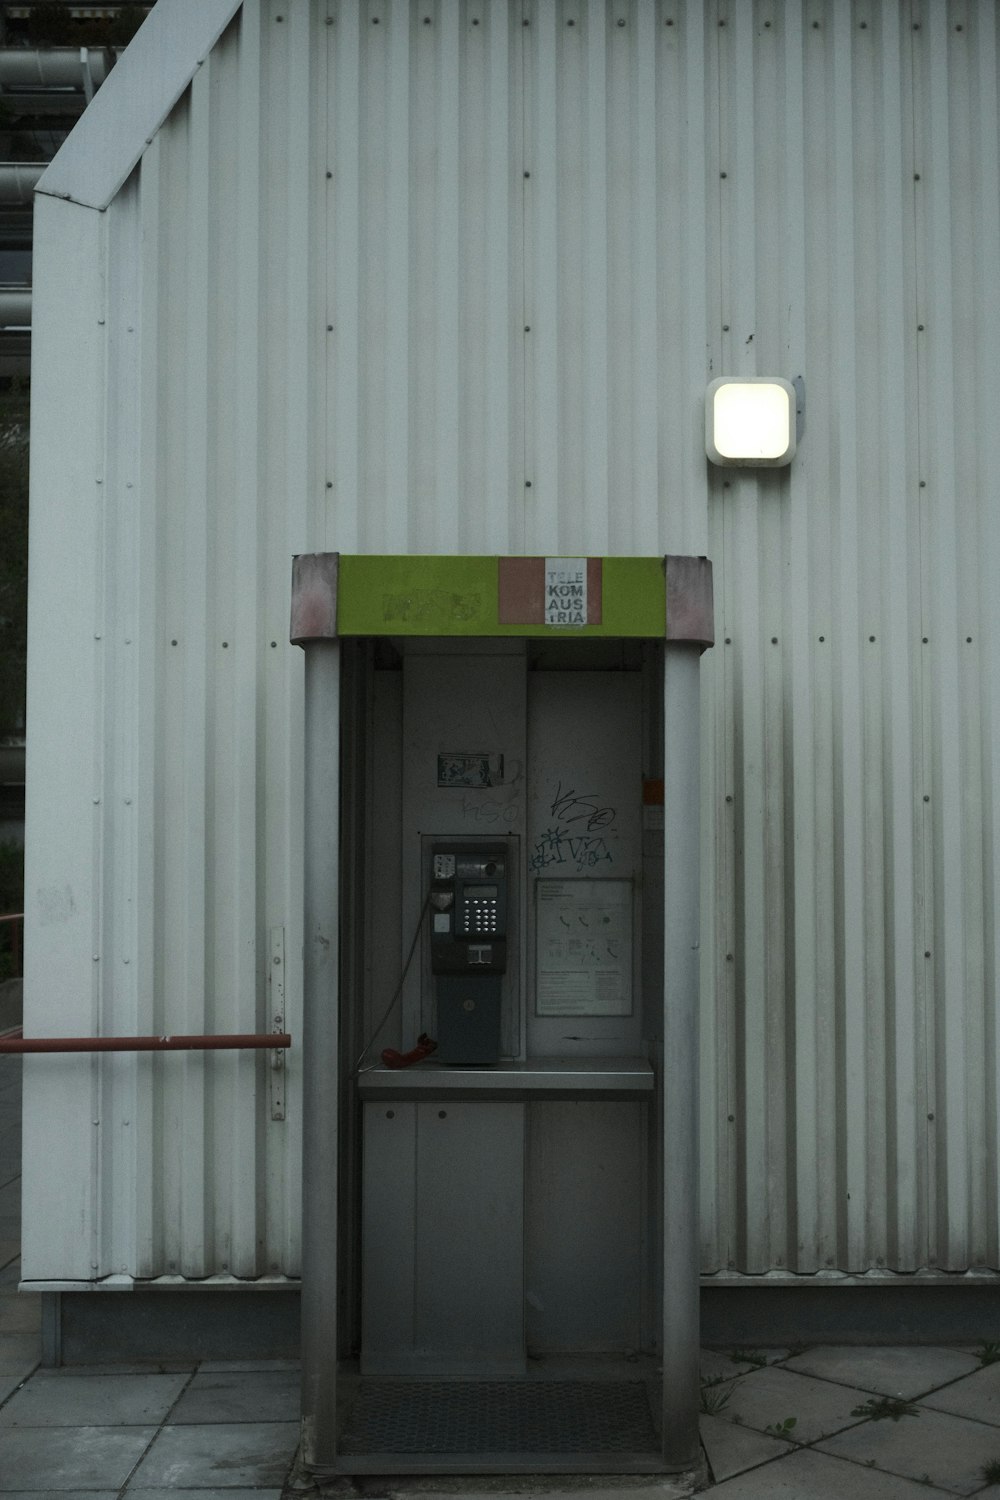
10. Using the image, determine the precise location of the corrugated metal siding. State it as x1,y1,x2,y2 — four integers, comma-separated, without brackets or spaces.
23,0,1000,1282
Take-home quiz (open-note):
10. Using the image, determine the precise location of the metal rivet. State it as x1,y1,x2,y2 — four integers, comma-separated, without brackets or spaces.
869,635,876,642
722,323,730,331
727,1113,735,1122
423,15,431,22
914,173,921,181
327,324,333,331
720,171,728,179
525,480,532,487
919,480,926,487
922,636,928,643
812,19,819,27
860,19,866,26
925,951,932,958
386,1110,394,1119
966,636,972,643
725,953,733,962
171,638,178,646
617,16,625,24
819,635,825,642
764,19,771,27
725,636,732,644
271,641,277,648
524,325,531,332
917,323,925,331
524,170,531,178
567,17,574,24
438,1110,447,1118
928,1113,934,1121
923,794,930,802
326,170,332,179
771,636,778,644
666,17,673,24
725,795,733,804
222,641,229,648
326,480,333,488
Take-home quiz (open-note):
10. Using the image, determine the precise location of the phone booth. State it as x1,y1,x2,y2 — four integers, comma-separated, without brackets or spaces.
291,553,712,1478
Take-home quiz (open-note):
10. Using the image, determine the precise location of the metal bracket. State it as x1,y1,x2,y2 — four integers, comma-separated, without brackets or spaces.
269,926,286,1121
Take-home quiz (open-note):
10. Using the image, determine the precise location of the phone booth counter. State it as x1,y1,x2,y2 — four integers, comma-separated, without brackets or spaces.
291,553,713,1478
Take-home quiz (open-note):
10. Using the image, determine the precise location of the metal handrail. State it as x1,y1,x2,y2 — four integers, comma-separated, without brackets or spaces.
0,1030,291,1055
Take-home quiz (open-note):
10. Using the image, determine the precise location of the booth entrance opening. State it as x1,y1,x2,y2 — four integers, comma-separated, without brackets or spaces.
292,554,713,1477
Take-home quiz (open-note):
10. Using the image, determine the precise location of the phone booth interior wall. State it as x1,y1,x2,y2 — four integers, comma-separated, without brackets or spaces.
292,553,713,1477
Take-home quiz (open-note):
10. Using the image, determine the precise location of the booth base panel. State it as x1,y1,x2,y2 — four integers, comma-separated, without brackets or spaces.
336,1375,669,1475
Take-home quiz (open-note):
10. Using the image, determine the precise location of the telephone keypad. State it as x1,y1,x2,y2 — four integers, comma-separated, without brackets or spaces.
464,897,499,935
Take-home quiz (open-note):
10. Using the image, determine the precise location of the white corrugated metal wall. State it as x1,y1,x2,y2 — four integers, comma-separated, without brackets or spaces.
23,0,1000,1285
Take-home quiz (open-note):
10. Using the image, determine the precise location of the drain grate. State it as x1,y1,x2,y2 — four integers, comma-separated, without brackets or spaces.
340,1379,659,1456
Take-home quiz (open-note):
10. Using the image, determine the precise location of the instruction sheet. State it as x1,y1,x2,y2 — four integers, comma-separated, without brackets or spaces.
535,878,633,1016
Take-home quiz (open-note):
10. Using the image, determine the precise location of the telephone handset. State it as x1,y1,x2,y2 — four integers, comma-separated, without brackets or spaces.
429,845,508,975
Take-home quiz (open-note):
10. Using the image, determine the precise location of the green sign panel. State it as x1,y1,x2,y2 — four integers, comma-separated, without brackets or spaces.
336,555,666,638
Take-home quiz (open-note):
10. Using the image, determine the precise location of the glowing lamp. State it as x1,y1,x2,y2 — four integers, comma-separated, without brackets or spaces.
706,377,796,467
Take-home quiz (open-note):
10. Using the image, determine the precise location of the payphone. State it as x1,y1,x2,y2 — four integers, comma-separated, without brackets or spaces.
429,843,508,1065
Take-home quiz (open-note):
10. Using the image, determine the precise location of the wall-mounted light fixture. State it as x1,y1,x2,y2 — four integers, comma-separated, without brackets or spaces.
706,377,797,467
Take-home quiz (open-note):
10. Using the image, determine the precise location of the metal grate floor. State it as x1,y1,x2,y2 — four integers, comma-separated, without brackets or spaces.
339,1378,659,1456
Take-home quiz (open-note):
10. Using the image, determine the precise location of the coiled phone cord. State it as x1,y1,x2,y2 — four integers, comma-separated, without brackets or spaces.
350,886,432,1078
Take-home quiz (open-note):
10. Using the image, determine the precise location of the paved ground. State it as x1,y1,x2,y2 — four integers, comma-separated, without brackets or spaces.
5,1050,1000,1497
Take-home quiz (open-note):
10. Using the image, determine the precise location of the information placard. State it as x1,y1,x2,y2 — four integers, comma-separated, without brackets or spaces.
535,878,632,1016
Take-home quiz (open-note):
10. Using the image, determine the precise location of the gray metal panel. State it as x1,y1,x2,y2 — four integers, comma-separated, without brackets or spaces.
525,1101,647,1355
23,0,1000,1291
361,1100,524,1376
360,1101,417,1373
357,1057,654,1102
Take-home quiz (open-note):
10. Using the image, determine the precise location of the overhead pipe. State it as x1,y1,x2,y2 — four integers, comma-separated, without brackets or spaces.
0,162,44,203
0,1031,292,1054
0,290,31,329
0,47,110,92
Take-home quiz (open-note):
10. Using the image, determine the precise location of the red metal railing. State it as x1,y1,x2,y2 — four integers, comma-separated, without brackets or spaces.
0,1031,291,1054
0,912,23,979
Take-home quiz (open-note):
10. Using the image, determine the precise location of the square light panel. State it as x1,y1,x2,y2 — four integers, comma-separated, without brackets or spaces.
706,377,796,467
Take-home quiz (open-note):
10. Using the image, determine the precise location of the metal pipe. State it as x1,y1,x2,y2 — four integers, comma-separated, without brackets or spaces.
0,162,44,204
299,638,341,1472
660,643,703,1469
0,47,109,90
0,291,31,329
0,1031,291,1054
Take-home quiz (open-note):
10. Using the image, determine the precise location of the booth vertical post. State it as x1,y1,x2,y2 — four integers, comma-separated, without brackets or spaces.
291,555,341,1471
661,556,714,1469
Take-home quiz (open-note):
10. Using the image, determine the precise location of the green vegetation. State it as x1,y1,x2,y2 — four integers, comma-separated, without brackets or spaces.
699,1375,739,1416
850,1396,919,1422
978,1342,1000,1366
764,1416,797,1438
980,1458,1000,1486
729,1348,770,1369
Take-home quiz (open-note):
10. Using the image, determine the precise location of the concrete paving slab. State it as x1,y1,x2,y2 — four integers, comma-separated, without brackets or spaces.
381,1488,691,1500
701,1447,953,1498
0,1370,189,1427
131,1420,299,1488
920,1357,1000,1426
700,1353,756,1384
0,1423,156,1491
709,1365,871,1445
699,1412,794,1482
783,1344,980,1399
168,1369,300,1424
0,1294,39,1333
0,1333,39,1373
129,1491,283,1499
818,1403,1000,1495
198,1359,300,1373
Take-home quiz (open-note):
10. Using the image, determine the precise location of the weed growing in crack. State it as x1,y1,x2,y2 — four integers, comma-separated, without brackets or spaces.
851,1396,919,1422
700,1375,740,1415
